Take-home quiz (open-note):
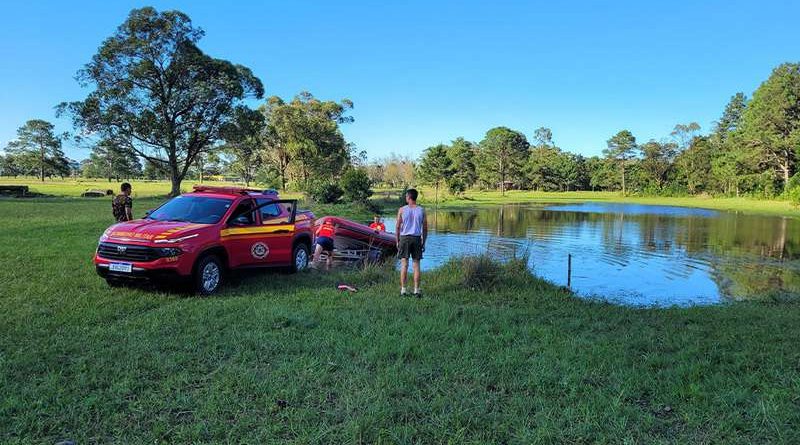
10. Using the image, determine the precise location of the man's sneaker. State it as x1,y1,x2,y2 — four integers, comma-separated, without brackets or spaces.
413,292,422,298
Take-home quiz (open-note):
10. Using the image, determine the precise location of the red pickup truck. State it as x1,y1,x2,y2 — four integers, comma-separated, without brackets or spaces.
94,186,315,294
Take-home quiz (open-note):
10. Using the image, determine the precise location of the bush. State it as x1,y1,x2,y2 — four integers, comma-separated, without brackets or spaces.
307,182,343,204
340,168,373,203
460,255,503,291
456,254,533,292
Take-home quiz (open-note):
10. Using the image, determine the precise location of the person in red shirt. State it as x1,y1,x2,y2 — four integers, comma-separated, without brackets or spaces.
313,219,337,270
369,215,386,232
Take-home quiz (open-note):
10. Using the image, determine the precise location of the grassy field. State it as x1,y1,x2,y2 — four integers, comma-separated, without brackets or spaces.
3,177,800,217
1,196,800,443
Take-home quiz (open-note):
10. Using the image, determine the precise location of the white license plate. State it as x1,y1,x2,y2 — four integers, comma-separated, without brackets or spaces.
109,262,133,273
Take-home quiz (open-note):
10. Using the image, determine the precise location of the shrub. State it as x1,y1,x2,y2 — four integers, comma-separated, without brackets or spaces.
456,254,533,292
340,168,373,203
460,255,504,291
307,182,343,204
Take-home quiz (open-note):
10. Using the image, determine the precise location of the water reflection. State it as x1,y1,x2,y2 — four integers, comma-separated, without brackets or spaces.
384,203,800,307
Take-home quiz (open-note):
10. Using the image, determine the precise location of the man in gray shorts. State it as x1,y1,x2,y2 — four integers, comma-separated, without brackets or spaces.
396,188,428,297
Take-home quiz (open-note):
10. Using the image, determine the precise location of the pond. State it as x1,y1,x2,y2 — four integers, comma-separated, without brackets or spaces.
384,203,800,307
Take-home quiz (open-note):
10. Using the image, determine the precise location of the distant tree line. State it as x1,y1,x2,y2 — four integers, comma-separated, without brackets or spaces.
361,63,800,201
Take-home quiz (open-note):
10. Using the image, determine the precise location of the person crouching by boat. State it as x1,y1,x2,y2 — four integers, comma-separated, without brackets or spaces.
313,219,337,270
369,214,386,232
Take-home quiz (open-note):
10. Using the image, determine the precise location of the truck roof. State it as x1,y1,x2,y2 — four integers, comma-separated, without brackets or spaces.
190,185,280,198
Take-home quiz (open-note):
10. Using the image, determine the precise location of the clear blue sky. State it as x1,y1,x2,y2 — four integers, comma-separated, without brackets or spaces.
1,0,798,162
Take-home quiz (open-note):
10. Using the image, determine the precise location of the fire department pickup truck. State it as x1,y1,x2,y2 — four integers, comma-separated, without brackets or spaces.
94,186,315,294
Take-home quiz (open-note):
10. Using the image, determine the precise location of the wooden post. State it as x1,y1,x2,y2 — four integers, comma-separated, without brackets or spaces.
567,253,572,289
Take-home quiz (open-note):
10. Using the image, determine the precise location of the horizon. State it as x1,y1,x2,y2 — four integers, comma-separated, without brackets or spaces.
1,1,799,163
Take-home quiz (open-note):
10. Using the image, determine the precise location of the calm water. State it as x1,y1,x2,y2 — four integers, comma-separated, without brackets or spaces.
385,203,800,307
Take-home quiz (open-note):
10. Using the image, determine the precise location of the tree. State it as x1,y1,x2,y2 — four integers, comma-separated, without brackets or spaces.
3,120,67,181
59,7,264,196
221,107,265,186
446,137,477,194
381,154,415,188
670,122,701,151
340,168,373,203
713,93,747,141
533,127,554,147
603,130,637,194
737,63,800,188
417,144,452,204
83,139,142,181
477,127,530,195
260,92,354,190
639,140,678,191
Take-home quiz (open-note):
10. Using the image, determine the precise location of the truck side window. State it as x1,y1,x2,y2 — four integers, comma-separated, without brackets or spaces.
229,200,256,226
258,199,289,225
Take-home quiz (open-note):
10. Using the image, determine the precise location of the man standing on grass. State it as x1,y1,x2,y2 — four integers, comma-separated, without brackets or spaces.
112,182,133,222
396,188,427,297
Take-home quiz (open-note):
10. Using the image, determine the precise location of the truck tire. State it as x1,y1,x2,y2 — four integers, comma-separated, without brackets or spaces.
194,255,223,295
291,242,310,273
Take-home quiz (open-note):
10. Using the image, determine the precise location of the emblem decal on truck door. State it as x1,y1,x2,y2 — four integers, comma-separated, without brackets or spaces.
251,242,269,259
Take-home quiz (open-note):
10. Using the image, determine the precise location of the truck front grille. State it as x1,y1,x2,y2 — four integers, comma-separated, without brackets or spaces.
97,242,159,262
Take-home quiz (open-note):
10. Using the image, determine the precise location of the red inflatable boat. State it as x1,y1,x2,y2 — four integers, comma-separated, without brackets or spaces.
314,216,396,263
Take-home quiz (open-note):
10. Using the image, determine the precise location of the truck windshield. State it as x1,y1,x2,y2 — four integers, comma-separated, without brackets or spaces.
147,196,234,224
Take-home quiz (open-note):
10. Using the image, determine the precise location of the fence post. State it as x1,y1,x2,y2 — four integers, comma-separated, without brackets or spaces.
567,253,572,289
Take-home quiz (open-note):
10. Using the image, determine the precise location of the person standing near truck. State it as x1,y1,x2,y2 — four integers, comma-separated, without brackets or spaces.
112,182,133,222
396,188,427,297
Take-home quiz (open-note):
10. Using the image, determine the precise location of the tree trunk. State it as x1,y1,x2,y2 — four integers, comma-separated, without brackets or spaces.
40,146,45,182
621,163,626,195
170,167,182,197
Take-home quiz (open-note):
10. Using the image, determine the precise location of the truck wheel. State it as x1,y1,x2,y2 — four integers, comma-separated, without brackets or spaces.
291,243,310,273
194,255,222,295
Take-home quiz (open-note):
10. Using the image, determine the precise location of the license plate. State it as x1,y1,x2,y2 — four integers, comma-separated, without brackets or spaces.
109,262,133,273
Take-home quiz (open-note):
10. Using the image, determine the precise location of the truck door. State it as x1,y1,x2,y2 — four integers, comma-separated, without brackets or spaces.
220,198,262,268
255,199,298,266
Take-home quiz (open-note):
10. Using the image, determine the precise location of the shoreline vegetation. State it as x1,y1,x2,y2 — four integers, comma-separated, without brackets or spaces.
1,188,799,442
2,177,800,218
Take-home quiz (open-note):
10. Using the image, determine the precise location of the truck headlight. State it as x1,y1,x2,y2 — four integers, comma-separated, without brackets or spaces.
157,247,183,257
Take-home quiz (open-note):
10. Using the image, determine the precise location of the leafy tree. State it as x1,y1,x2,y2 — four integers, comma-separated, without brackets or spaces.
477,127,530,195
446,137,477,192
59,7,264,196
525,145,561,191
737,63,800,188
307,182,343,204
713,93,747,141
639,140,678,191
260,92,354,190
3,119,68,181
340,168,373,203
673,136,717,194
83,139,142,181
417,144,453,204
586,156,619,191
221,107,265,186
603,130,637,194
533,127,554,147
381,154,415,188
670,122,701,151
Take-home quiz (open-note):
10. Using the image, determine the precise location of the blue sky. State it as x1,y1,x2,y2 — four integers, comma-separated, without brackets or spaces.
1,1,798,162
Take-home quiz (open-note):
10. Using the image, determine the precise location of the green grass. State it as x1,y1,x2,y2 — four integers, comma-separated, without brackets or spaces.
1,198,800,443
415,189,800,218
4,178,800,217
